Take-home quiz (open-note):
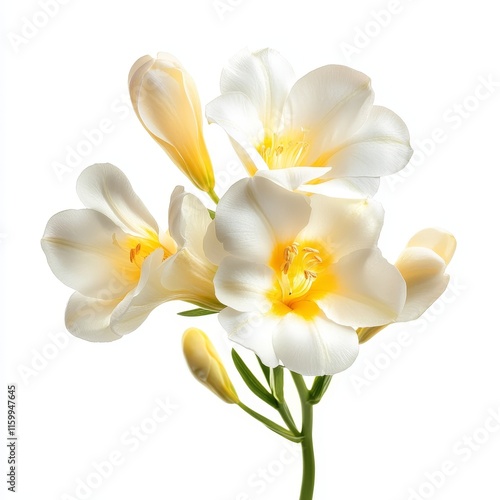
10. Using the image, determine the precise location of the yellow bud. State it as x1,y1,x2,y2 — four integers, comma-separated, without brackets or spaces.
129,53,216,195
182,328,239,404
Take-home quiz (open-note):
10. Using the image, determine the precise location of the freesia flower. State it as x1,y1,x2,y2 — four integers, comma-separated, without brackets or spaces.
182,327,239,404
358,228,456,343
41,163,220,342
129,53,217,201
206,48,413,197
205,176,406,376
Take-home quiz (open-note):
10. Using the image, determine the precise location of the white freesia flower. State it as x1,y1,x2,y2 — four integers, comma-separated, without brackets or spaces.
206,176,406,376
357,227,456,343
206,48,413,197
41,163,220,342
129,53,217,200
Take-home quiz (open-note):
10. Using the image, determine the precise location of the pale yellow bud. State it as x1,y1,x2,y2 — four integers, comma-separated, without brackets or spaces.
182,328,239,404
129,54,216,196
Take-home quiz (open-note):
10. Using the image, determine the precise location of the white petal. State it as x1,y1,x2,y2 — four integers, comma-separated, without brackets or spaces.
297,196,384,260
220,48,295,131
77,163,158,236
255,166,332,190
321,106,413,178
110,249,170,335
168,186,212,256
318,248,406,327
215,177,311,262
203,220,228,266
65,293,123,342
284,65,374,162
396,247,449,322
160,247,219,311
206,92,267,174
214,257,275,312
41,209,136,298
218,308,280,367
405,228,456,266
272,308,359,376
299,177,380,198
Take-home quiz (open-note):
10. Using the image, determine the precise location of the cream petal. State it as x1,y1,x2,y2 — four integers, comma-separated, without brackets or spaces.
77,163,159,236
156,52,204,120
272,309,359,376
168,186,212,256
297,196,384,260
128,55,154,87
318,248,406,327
300,176,381,198
404,228,456,266
218,308,280,367
214,257,275,312
132,58,212,183
129,53,214,192
41,209,136,299
396,247,450,322
220,47,295,130
65,292,123,342
255,166,332,190
322,106,413,178
284,65,374,162
203,220,228,266
160,247,220,311
110,249,170,335
206,92,268,174
215,177,311,262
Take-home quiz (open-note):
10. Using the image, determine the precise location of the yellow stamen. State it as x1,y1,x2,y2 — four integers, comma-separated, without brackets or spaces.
278,242,324,304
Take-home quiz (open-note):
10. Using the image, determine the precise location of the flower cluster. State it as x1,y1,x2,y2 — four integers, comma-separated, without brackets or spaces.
42,48,455,377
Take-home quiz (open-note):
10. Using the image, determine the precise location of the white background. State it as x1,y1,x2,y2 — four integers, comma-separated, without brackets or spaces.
2,1,500,499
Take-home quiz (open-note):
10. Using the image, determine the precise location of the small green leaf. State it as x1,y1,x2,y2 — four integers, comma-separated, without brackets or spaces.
177,308,218,317
256,355,271,385
270,366,284,402
232,349,278,409
238,402,303,443
308,375,333,405
207,209,216,220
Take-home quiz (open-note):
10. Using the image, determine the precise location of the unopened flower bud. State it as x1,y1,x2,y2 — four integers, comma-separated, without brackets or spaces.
182,328,239,404
129,54,216,197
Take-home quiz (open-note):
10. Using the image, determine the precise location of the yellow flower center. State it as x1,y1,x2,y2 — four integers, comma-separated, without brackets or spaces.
112,231,176,274
269,241,331,315
258,131,310,170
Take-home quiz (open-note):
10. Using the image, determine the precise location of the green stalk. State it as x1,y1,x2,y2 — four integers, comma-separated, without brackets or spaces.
292,372,315,500
238,402,303,443
208,189,220,204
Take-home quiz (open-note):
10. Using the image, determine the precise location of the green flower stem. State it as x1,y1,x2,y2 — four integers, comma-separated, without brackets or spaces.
269,365,300,436
238,402,303,443
208,189,220,204
277,402,300,436
292,372,316,500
